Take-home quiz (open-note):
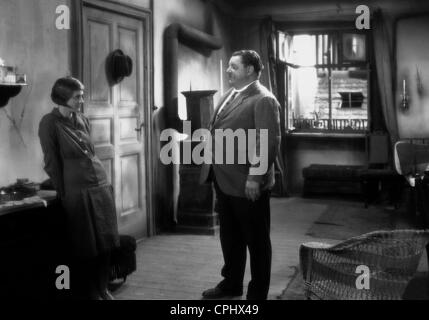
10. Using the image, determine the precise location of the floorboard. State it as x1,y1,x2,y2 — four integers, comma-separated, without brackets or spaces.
113,197,418,300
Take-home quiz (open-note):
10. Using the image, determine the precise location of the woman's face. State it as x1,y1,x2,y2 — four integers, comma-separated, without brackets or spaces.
66,90,84,112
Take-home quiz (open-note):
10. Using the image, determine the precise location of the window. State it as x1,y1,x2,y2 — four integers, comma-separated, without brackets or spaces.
281,30,370,133
339,92,364,109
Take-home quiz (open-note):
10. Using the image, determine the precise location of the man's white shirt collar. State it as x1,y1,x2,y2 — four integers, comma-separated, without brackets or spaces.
232,80,258,94
216,80,258,116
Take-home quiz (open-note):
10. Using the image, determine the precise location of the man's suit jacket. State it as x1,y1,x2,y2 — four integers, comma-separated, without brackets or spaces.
200,80,281,198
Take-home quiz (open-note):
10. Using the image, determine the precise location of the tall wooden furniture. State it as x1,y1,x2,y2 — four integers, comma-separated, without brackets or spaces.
176,90,218,235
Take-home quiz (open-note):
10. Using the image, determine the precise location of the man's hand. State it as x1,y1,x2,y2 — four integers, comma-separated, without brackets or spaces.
245,180,261,202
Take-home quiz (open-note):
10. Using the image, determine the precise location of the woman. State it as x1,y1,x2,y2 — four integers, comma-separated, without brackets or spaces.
39,76,119,300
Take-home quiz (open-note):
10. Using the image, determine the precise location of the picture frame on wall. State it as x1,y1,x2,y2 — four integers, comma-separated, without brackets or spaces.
342,33,366,62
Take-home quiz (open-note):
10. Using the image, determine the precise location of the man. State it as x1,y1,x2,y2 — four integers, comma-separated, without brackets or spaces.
200,50,281,300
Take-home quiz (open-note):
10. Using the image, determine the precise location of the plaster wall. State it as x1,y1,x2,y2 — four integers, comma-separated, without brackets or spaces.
0,0,71,186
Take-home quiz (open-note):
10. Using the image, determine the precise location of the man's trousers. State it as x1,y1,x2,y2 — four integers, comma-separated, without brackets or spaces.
214,181,272,300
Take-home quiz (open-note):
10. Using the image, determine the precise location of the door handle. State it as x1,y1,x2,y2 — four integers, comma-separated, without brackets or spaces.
135,122,145,132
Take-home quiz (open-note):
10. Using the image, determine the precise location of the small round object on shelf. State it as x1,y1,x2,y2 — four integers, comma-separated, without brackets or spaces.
0,83,27,107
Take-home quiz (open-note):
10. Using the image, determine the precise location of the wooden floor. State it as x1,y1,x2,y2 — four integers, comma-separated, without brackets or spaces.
112,197,417,300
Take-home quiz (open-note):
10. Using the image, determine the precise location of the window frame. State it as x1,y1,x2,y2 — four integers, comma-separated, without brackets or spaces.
278,26,372,135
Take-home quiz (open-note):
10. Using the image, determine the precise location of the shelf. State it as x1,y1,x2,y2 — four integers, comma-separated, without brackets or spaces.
0,83,28,86
0,83,28,107
286,131,367,139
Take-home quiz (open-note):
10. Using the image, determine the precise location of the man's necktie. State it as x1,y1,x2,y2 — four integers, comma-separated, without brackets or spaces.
216,92,238,121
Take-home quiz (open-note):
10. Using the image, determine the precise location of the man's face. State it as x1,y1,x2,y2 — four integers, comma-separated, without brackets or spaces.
226,55,252,89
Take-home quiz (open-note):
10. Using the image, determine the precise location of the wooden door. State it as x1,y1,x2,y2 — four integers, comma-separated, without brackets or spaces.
82,4,149,239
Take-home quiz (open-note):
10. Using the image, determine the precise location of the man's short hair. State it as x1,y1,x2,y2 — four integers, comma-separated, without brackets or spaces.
232,50,264,75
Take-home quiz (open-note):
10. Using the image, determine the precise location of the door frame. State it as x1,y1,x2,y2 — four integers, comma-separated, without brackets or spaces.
71,0,155,236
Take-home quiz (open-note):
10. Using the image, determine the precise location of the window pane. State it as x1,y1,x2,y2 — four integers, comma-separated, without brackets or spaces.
315,33,339,65
290,66,318,125
291,35,317,66
290,67,368,132
331,69,368,131
290,66,329,131
287,31,369,133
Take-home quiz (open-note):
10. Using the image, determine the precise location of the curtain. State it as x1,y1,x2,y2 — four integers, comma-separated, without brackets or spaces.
372,9,400,147
259,17,278,96
289,35,318,120
260,18,289,196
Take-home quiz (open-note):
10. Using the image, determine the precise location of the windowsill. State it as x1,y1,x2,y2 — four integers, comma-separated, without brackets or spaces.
286,131,367,139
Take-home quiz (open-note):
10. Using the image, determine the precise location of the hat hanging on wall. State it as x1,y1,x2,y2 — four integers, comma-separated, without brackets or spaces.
106,49,133,85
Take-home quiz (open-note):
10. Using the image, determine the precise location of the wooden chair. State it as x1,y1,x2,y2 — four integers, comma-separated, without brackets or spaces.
394,141,429,225
360,133,403,208
394,140,429,180
300,229,429,300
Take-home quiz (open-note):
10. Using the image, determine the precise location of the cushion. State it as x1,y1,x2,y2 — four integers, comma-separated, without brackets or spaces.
303,165,364,181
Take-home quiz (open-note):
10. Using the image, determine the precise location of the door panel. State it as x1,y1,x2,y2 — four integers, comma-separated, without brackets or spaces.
83,5,148,239
90,118,112,145
120,154,140,215
88,20,111,103
118,26,138,102
100,159,113,185
120,117,139,142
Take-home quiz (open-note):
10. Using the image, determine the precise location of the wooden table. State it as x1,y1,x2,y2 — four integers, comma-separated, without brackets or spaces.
0,190,57,216
0,190,70,299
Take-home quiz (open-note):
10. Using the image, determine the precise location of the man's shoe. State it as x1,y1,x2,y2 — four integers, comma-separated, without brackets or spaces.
202,287,243,299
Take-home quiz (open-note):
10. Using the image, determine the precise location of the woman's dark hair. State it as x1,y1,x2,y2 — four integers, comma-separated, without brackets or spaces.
232,50,264,76
51,76,84,107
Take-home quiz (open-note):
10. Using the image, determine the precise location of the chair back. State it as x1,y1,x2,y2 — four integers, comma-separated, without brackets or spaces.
394,140,429,176
301,229,429,300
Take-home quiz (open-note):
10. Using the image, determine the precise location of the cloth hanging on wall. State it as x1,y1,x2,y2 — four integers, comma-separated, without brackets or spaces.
372,9,399,147
260,17,289,196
